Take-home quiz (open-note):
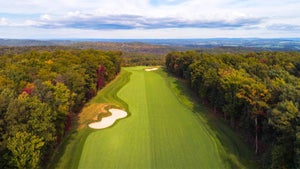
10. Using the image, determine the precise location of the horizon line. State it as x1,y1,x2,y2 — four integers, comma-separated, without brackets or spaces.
1,37,300,41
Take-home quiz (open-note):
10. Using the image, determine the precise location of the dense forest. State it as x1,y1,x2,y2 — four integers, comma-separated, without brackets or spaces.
166,51,300,169
1,45,299,169
71,42,175,66
0,49,121,168
0,46,166,66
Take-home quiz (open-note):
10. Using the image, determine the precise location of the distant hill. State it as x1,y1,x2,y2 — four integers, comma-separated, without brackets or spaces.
0,39,56,46
1,38,300,51
93,38,300,51
70,42,180,55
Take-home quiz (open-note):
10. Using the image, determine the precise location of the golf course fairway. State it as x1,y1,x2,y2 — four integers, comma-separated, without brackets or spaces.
51,67,255,169
77,66,230,169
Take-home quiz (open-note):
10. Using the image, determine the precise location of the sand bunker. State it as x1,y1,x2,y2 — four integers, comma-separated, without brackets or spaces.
88,109,127,129
145,68,158,71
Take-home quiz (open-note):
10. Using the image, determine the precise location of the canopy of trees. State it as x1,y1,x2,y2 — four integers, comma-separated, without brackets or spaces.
0,49,121,168
166,51,300,169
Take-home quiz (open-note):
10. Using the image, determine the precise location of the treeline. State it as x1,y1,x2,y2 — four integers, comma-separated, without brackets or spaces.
71,42,175,66
0,46,165,66
0,49,121,168
71,42,175,55
166,51,300,169
0,46,72,56
122,52,164,66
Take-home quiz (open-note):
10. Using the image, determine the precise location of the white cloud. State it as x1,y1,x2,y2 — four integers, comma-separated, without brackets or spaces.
23,20,41,27
0,17,9,26
40,14,51,21
0,0,299,38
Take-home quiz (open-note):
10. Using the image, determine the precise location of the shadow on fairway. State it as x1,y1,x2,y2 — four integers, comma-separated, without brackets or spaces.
160,68,259,169
47,116,94,169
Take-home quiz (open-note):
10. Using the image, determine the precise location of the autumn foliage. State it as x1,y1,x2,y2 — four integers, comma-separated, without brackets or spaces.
166,51,300,169
0,49,121,168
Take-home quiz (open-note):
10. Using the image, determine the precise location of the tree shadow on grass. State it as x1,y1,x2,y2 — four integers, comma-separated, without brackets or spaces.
161,69,259,169
47,113,94,169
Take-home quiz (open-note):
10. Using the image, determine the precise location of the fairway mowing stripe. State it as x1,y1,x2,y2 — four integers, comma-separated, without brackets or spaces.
78,67,228,169
144,68,225,169
79,67,152,169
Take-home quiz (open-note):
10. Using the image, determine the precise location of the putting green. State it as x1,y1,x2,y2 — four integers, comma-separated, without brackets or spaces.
78,67,226,169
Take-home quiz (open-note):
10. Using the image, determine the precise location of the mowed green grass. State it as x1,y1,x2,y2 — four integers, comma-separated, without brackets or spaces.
51,67,255,169
49,70,131,169
78,67,228,169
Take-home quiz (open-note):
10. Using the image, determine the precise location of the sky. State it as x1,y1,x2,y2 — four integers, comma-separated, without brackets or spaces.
0,0,299,39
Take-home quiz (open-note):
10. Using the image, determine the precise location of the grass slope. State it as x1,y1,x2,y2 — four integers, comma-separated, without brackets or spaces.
78,67,225,169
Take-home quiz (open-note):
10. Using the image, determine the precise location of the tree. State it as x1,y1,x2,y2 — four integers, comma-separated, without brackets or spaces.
48,81,71,137
269,101,299,168
237,80,270,154
219,68,247,125
7,132,44,169
5,93,56,146
32,80,72,139
295,128,300,169
0,89,15,149
270,101,299,132
57,70,86,113
97,65,106,90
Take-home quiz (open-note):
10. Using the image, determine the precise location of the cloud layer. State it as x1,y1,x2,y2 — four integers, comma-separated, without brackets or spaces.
0,0,299,38
34,14,263,30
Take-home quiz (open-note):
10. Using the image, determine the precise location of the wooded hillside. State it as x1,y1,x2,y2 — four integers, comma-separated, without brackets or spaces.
166,51,300,169
0,49,121,168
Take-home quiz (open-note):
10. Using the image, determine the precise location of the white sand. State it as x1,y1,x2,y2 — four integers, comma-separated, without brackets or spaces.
145,68,158,71
88,109,127,129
